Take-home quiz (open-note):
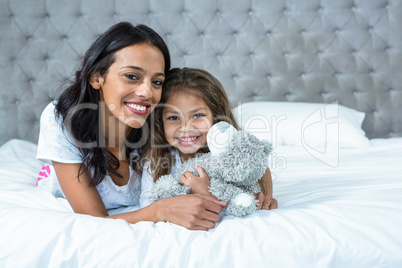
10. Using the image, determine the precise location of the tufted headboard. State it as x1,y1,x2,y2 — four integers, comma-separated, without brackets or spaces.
1,0,401,145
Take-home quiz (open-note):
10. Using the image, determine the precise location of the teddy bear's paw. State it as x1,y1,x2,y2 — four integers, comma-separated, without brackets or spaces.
226,193,257,217
233,193,255,208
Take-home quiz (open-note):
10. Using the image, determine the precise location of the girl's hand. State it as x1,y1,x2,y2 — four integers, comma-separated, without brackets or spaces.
156,194,227,231
254,167,278,210
179,166,211,196
254,192,278,210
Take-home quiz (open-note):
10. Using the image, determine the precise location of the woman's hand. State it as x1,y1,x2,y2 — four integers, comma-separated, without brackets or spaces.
179,166,211,196
254,192,278,210
155,194,227,231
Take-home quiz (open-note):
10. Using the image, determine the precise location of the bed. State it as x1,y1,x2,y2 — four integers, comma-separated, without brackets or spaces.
1,0,402,267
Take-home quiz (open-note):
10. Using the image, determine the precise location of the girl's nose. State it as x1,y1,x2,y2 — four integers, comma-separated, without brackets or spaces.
180,120,195,132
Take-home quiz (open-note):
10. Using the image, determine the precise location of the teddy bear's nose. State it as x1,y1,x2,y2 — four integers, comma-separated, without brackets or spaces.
214,121,231,133
207,122,237,155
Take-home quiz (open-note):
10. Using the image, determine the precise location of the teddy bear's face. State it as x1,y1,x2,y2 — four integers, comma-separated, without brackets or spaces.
206,121,237,155
206,122,271,187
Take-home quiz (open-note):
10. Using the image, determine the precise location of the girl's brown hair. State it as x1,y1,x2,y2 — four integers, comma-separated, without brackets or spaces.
145,67,240,181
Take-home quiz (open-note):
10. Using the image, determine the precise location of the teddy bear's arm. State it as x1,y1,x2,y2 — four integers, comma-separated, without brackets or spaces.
150,174,190,203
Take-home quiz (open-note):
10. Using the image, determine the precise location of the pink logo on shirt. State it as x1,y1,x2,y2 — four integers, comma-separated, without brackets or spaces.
36,165,51,186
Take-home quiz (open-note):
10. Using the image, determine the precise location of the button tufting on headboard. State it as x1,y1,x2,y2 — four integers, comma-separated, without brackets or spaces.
0,0,401,144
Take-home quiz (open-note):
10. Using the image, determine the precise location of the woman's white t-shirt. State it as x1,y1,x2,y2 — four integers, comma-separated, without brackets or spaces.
36,102,142,210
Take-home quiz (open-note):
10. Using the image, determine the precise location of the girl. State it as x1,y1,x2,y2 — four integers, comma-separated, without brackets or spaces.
36,22,226,231
140,67,278,210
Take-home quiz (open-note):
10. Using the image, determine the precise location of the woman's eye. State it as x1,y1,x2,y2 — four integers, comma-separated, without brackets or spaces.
153,80,164,86
125,74,138,80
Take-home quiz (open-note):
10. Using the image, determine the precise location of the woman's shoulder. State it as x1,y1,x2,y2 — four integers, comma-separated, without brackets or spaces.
43,100,57,112
37,101,82,163
40,101,59,122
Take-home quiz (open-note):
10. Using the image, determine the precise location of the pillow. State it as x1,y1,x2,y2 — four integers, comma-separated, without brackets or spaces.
232,101,370,149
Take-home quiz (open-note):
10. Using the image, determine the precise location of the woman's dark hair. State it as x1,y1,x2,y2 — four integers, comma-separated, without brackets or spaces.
56,22,170,186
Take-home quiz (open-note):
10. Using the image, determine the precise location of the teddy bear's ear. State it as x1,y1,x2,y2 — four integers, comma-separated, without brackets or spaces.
263,141,273,156
207,122,237,155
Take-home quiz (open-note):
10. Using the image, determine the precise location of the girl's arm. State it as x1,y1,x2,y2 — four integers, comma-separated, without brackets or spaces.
52,161,225,230
179,166,211,196
139,166,154,208
255,167,278,210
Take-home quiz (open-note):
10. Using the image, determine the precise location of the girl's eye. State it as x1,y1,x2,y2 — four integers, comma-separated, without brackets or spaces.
125,74,138,80
167,116,179,120
193,113,205,119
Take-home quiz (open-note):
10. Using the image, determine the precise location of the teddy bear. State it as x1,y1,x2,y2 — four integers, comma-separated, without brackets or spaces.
150,121,273,217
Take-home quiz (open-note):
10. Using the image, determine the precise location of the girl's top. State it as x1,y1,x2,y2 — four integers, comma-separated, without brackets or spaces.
140,149,183,208
36,102,142,210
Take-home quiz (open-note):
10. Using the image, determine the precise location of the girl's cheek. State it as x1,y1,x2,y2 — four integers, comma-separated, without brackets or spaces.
164,125,176,138
196,121,212,132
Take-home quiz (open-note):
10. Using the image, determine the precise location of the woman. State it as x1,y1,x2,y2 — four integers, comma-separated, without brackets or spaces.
36,22,226,231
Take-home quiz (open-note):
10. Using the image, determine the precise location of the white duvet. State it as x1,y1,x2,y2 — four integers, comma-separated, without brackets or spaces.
1,139,402,267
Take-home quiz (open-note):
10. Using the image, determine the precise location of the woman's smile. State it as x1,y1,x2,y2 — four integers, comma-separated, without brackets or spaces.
125,101,152,115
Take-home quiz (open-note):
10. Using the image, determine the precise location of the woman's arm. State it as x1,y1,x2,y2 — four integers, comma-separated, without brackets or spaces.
120,194,225,230
52,161,225,230
52,161,109,216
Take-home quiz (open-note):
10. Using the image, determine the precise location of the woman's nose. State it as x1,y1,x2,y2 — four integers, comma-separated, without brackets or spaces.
136,80,153,99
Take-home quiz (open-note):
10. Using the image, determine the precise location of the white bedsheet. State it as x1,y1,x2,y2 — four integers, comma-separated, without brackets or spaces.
1,139,401,267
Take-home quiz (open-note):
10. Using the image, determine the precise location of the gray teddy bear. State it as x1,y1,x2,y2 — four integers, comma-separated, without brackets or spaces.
150,121,273,217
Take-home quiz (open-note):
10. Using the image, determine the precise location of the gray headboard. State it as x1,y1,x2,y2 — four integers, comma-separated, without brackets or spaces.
1,0,401,145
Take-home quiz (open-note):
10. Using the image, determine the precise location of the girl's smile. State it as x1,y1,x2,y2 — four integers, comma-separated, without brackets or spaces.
177,135,202,146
